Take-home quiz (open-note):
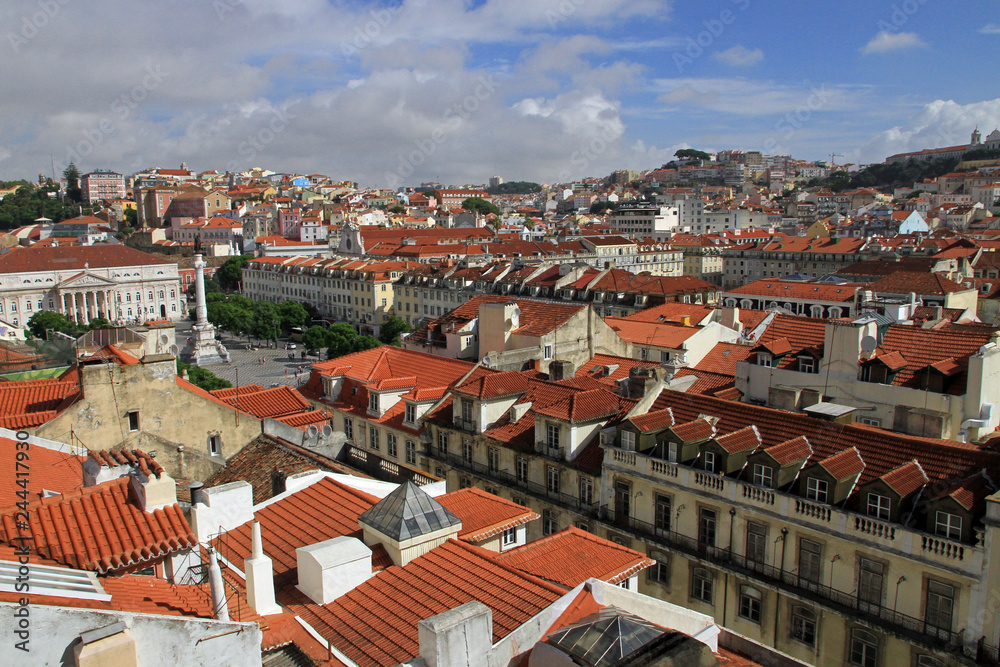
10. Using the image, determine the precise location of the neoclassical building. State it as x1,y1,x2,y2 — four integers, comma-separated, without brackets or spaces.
0,245,184,326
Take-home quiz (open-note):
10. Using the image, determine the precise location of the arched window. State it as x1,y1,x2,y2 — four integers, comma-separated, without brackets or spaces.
738,586,762,623
790,606,816,646
849,628,879,667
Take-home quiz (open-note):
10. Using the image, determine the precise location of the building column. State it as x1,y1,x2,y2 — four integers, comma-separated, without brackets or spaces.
69,292,78,323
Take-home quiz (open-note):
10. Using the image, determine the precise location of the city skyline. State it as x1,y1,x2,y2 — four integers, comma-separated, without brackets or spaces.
1,0,1000,186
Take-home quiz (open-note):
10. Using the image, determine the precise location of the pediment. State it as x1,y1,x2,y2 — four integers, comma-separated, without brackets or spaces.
58,272,117,289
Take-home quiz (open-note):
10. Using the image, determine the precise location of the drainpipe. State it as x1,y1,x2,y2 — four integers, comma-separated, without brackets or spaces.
207,546,230,622
774,527,788,647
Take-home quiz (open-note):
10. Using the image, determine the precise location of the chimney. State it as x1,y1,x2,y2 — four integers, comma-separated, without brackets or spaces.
207,547,230,622
418,601,493,667
681,316,691,327
548,359,573,381
627,366,657,399
296,536,372,605
245,521,281,616
190,481,254,543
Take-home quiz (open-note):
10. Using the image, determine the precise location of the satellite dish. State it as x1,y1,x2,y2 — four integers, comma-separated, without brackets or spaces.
322,425,333,437
307,425,319,438
860,336,877,353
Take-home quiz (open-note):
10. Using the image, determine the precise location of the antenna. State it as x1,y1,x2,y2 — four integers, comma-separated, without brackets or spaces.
860,335,877,353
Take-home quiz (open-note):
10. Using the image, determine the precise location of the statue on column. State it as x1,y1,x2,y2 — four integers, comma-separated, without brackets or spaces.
181,253,230,366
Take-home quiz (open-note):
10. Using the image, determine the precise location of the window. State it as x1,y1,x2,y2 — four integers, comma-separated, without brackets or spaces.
462,439,472,462
916,657,947,667
799,539,823,584
127,411,140,432
437,432,447,455
757,352,772,367
546,466,560,494
405,404,416,424
858,416,881,427
369,427,380,451
698,507,717,547
738,587,762,623
368,391,379,413
208,435,220,456
344,417,353,441
790,606,817,647
806,477,828,503
405,440,416,464
501,527,517,547
867,493,891,520
459,476,471,489
620,430,635,451
543,343,553,360
935,511,962,540
849,628,879,667
461,399,473,423
858,558,884,607
752,464,773,488
702,451,716,473
925,581,955,633
488,447,499,473
667,441,678,463
654,494,671,533
386,433,397,457
798,356,816,373
746,522,767,564
516,456,528,483
546,423,560,449
691,567,714,604
648,550,670,585
542,509,557,535
579,478,593,506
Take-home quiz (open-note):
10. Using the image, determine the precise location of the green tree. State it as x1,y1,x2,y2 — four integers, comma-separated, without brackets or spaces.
461,197,500,216
303,325,331,351
277,300,309,331
353,335,382,353
27,311,80,339
217,255,252,292
326,323,359,359
87,317,111,330
379,316,410,346
388,204,406,214
63,163,82,203
484,181,542,195
589,201,616,214
176,360,232,391
123,207,138,227
675,148,711,161
251,300,280,342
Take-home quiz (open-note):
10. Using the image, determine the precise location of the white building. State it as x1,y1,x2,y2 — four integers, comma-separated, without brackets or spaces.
0,245,184,326
608,204,680,240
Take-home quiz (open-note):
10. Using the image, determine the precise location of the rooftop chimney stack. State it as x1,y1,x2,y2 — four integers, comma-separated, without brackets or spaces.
245,521,281,616
418,601,493,667
296,536,372,605
207,547,230,622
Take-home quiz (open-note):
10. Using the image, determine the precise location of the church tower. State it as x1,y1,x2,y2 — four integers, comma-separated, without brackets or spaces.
972,127,982,146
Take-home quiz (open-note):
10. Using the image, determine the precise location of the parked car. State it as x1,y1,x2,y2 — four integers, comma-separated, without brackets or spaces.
284,342,297,350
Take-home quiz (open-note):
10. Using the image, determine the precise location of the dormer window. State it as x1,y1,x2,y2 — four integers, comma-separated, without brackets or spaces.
757,353,772,367
935,511,962,540
798,357,816,374
621,431,636,451
461,399,473,423
867,493,891,520
752,464,773,488
546,423,561,449
805,478,828,503
703,451,716,473
368,391,379,413
405,403,416,424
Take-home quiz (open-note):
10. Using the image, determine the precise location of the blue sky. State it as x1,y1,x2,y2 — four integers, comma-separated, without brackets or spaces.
1,0,999,186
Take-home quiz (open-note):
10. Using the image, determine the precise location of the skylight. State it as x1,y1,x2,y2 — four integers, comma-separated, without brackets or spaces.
0,560,110,601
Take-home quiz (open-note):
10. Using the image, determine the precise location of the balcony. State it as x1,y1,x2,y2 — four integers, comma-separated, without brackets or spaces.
603,445,983,574
594,505,967,656
454,418,477,433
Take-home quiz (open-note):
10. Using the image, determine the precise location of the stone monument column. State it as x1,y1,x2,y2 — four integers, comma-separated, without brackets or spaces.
184,253,230,366
195,254,209,325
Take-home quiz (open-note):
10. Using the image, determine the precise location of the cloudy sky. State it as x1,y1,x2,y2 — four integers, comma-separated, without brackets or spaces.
1,0,999,187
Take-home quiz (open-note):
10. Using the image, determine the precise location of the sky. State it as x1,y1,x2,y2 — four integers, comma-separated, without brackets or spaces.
1,0,999,188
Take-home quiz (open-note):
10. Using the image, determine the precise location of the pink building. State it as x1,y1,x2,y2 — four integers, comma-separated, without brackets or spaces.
81,170,125,204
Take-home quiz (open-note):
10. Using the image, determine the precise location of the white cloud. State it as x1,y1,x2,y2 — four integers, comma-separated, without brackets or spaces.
652,78,866,116
712,45,763,67
981,23,1000,35
861,31,926,55
858,98,1000,163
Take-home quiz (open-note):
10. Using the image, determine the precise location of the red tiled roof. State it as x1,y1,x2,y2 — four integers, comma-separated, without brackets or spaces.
275,410,333,431
629,409,674,432
871,325,995,393
762,436,812,466
282,539,565,667
0,377,81,429
604,318,702,348
217,385,313,418
867,271,969,295
213,476,383,586
671,417,717,442
818,447,866,480
534,388,623,423
366,376,418,391
88,448,165,477
573,354,660,386
494,526,654,588
0,436,84,508
407,295,584,346
437,487,538,542
692,343,754,375
0,478,195,573
934,471,995,511
878,459,927,497
727,279,861,302
454,371,530,399
621,303,714,325
0,244,173,274
714,425,761,454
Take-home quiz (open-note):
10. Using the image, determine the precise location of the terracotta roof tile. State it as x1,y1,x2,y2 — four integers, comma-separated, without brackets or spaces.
494,526,654,588
534,389,623,423
437,487,538,542
714,425,761,454
692,343,754,375
0,478,195,573
670,417,717,443
0,377,81,429
934,471,995,511
217,385,313,418
454,371,530,399
0,436,84,508
868,271,969,295
762,436,812,466
879,459,928,497
0,244,173,274
629,409,674,432
282,539,564,667
818,447,866,480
